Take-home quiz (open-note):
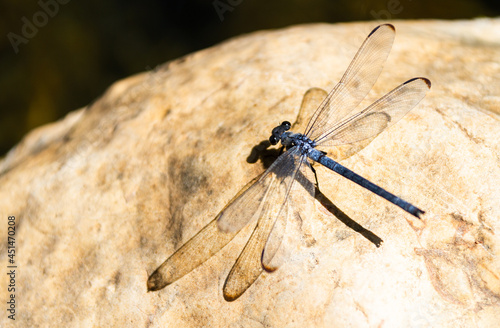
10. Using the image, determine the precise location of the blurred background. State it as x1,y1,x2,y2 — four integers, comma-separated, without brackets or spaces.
1,0,499,156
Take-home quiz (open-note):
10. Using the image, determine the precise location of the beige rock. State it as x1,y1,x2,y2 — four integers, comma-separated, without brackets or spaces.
1,19,499,327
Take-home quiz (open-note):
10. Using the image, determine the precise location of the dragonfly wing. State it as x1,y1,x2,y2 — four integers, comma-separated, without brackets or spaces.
260,198,291,273
262,157,316,272
316,77,431,148
291,87,328,134
148,148,303,293
217,152,293,233
147,173,265,291
148,218,238,291
223,147,304,301
305,24,395,142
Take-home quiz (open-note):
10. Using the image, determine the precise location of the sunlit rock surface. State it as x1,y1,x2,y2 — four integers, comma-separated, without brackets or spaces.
0,18,499,327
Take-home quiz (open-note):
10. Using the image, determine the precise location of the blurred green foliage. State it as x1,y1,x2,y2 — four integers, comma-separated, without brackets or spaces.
0,0,498,156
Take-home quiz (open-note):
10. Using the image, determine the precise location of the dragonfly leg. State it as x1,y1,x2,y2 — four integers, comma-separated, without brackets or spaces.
309,164,320,190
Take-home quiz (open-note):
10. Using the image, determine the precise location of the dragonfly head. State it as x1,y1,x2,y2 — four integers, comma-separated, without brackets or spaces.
269,121,291,145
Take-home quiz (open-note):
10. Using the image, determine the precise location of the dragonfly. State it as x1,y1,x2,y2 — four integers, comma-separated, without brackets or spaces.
148,24,431,301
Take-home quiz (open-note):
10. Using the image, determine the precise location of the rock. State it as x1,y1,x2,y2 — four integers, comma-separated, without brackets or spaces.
0,19,499,327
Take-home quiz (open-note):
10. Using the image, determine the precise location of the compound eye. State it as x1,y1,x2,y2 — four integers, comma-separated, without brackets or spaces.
282,121,291,130
269,135,279,145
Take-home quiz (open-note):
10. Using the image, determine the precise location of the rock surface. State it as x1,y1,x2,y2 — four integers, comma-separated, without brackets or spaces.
1,19,499,327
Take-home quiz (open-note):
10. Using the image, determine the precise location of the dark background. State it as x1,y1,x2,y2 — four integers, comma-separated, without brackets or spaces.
1,0,499,156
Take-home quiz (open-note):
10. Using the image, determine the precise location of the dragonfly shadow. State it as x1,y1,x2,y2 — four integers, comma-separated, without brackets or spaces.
314,187,383,247
246,139,280,167
246,139,383,248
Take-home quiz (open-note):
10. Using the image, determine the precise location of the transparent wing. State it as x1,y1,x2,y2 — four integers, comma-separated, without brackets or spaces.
147,173,263,291
223,147,305,301
304,24,395,142
261,158,316,272
147,218,237,291
316,78,431,147
218,148,299,233
291,87,328,134
294,87,371,161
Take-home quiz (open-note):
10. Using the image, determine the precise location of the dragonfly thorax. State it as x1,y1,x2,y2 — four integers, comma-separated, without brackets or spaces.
269,121,316,154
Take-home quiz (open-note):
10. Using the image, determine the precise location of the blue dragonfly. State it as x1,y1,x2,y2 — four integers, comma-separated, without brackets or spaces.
148,24,431,301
